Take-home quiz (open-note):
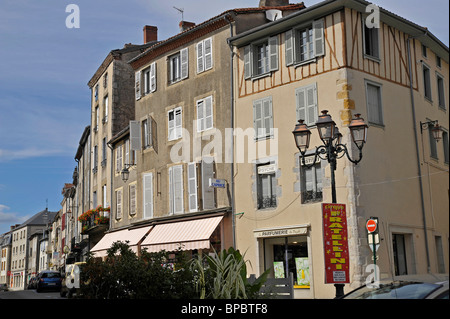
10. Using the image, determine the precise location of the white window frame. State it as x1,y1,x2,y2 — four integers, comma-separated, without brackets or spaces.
169,48,188,84
168,107,182,141
285,19,325,67
436,72,446,110
422,62,432,101
362,16,380,60
187,162,198,212
244,35,278,79
196,95,214,132
129,183,137,216
197,37,213,73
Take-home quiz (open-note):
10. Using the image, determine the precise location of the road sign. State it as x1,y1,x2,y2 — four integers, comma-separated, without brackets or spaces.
209,178,226,188
366,219,377,233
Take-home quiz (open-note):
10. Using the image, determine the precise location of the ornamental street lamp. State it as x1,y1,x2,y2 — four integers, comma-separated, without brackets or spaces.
121,164,136,183
292,110,368,298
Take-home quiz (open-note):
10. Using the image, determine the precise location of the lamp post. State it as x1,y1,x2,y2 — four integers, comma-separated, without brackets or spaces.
292,110,368,298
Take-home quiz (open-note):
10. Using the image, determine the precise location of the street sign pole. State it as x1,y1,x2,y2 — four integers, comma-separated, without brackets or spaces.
366,217,379,282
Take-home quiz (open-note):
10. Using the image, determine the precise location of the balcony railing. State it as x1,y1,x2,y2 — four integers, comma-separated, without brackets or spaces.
79,206,110,234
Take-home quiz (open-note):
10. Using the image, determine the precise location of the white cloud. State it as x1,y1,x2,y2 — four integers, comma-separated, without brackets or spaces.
0,204,28,225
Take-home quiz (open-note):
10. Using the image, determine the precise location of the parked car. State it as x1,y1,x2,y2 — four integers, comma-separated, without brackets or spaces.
60,262,86,298
27,276,38,289
339,274,448,299
0,283,8,291
36,270,62,292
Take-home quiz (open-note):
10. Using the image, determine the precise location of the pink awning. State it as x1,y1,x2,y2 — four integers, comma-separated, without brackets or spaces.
140,216,223,252
91,226,153,257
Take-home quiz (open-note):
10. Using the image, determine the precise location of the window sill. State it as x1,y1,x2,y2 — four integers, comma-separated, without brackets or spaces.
251,72,272,81
293,57,317,68
363,54,381,63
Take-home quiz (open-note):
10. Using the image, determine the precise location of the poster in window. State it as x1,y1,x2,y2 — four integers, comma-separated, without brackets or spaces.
273,261,285,278
295,257,310,287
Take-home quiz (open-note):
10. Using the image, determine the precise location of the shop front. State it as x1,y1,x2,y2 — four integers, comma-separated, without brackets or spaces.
254,224,313,299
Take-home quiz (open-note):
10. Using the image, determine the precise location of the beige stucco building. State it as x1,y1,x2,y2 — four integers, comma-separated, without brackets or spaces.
229,0,448,298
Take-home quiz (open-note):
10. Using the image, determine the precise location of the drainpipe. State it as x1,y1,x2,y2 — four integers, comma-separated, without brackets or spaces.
406,30,431,274
226,14,236,249
107,142,114,231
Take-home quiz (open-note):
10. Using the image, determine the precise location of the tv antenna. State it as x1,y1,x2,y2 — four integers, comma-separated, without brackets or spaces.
173,6,184,21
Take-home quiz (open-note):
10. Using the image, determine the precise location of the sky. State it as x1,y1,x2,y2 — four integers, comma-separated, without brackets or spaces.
0,0,448,235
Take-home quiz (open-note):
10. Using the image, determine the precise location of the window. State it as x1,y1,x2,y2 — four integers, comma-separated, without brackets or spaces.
393,234,408,276
201,157,216,210
196,95,213,132
94,106,99,132
129,183,136,216
197,37,213,73
94,84,99,102
101,138,107,167
365,80,383,125
93,191,97,209
422,44,427,58
103,72,108,88
442,130,449,164
103,96,108,123
142,119,149,148
296,83,318,126
436,56,442,68
115,189,122,219
436,74,446,109
168,107,182,141
257,163,277,209
169,48,188,84
143,173,153,219
428,122,438,159
363,18,379,59
423,63,432,100
169,165,184,214
143,62,157,94
285,19,324,66
116,144,123,173
93,145,98,173
244,36,278,79
300,157,322,203
253,97,273,140
102,185,107,207
263,236,309,285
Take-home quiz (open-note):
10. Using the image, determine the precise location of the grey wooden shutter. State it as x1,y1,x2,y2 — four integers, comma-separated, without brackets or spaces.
254,99,263,139
197,41,204,73
150,62,156,93
204,37,213,70
197,100,204,132
143,173,153,219
201,157,215,210
130,121,141,151
269,35,279,72
188,162,198,212
285,30,294,66
244,45,251,79
151,116,158,153
129,184,136,215
169,167,174,214
306,84,318,125
180,48,189,80
116,190,122,219
296,87,306,123
313,19,325,57
135,71,141,100
173,165,184,214
263,97,273,137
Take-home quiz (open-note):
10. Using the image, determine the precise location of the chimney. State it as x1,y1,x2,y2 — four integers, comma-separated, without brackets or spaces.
143,25,158,44
179,21,195,32
259,0,289,7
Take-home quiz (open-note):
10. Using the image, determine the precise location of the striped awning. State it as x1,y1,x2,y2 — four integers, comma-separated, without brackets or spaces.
140,216,223,252
91,226,153,258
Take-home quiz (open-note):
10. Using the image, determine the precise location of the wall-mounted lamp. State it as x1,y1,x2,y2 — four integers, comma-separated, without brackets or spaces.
121,164,136,182
420,120,442,142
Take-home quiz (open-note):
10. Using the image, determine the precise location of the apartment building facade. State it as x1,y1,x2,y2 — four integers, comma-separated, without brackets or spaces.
229,0,449,299
89,2,305,258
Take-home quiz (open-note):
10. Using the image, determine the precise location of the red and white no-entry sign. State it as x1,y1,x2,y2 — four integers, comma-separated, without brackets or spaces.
366,219,377,233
